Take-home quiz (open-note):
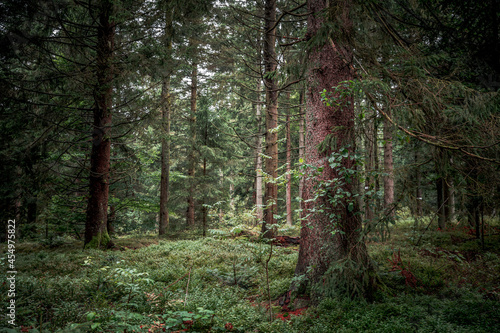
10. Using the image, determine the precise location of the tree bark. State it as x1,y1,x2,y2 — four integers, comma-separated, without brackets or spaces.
219,168,224,224
84,0,114,249
364,114,375,223
443,176,451,225
449,178,455,221
415,149,423,217
373,119,380,213
436,176,445,229
298,90,305,206
159,11,173,236
286,92,293,226
294,0,373,301
262,0,278,238
107,205,115,236
255,80,264,224
383,107,394,217
202,157,207,237
186,62,197,228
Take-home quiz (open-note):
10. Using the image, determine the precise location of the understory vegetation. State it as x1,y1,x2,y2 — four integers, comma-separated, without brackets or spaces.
2,218,499,332
1,0,499,331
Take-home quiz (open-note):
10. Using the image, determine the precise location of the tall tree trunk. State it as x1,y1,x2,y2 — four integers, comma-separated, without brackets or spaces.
294,0,373,301
436,176,445,229
159,11,173,235
219,168,224,224
443,176,451,226
262,0,278,238
84,0,114,248
107,205,115,236
466,162,480,237
364,115,375,223
186,62,197,228
229,182,235,209
298,90,305,206
373,119,380,213
255,80,264,223
435,149,449,229
286,92,293,226
415,149,423,217
383,107,394,217
449,178,455,221
202,157,207,237
159,76,172,235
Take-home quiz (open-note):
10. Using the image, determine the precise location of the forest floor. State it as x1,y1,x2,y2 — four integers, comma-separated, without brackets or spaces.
1,219,500,332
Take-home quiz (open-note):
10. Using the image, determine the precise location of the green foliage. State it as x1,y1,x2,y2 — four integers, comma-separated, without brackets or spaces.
2,225,500,332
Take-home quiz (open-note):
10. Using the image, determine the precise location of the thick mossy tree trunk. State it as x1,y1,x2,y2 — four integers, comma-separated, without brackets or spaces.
84,0,115,249
294,0,374,301
262,0,279,239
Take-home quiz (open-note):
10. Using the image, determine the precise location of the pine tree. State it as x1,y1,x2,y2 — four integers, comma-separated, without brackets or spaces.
294,0,374,301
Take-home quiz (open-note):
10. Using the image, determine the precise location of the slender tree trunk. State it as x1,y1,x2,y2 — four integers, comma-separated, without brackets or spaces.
159,76,172,235
186,62,197,228
294,0,373,301
465,163,481,237
262,0,278,238
449,178,455,221
255,80,264,223
202,157,207,237
383,107,394,217
437,176,445,229
415,149,423,217
229,182,235,209
298,90,305,206
373,119,380,213
84,0,114,248
26,196,37,226
107,205,115,236
443,177,451,225
159,12,173,236
364,115,375,223
286,92,293,226
219,168,224,224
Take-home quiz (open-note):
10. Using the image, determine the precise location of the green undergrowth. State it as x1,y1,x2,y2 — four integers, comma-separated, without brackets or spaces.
1,222,499,332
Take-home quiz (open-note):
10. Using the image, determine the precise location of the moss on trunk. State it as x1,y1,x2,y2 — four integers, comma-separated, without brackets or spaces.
84,229,111,249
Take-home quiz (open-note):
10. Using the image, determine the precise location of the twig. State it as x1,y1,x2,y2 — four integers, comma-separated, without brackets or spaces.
184,266,192,307
164,270,190,291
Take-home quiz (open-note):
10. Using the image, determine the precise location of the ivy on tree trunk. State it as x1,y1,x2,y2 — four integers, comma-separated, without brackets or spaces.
294,0,374,301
